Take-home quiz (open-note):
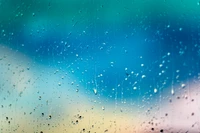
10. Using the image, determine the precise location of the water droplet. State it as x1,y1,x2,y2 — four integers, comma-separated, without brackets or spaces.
191,112,194,116
93,89,97,95
154,88,157,93
142,75,146,78
181,83,186,88
171,89,174,95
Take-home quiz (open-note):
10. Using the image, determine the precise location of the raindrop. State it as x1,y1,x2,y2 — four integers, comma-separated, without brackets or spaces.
171,89,174,95
142,75,146,78
154,88,157,93
93,89,97,95
191,112,194,116
181,83,186,88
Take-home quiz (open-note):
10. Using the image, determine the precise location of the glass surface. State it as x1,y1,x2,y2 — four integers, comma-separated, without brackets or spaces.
0,0,200,132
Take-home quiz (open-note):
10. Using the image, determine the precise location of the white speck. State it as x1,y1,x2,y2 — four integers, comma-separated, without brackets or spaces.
102,106,105,110
133,87,137,90
171,89,174,95
179,28,182,31
141,64,144,67
167,52,171,56
125,68,128,71
159,64,163,67
93,88,97,95
131,71,134,74
154,88,157,93
167,25,170,28
181,84,186,88
142,75,146,78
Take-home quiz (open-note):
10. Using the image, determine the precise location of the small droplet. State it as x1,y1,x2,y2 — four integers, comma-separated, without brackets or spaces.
181,84,186,88
93,89,97,95
171,89,174,95
142,75,146,78
154,88,157,93
191,112,194,116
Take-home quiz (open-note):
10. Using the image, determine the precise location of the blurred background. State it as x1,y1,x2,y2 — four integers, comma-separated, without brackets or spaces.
0,0,200,132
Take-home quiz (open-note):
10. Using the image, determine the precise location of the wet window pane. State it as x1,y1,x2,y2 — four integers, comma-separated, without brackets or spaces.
0,0,200,132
